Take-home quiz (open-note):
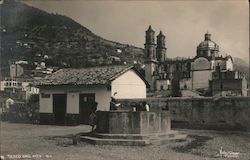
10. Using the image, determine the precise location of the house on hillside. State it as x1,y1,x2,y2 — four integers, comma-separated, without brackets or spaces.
38,65,149,125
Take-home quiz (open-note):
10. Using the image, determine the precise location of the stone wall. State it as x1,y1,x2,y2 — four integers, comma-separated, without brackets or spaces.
40,113,80,125
210,79,246,96
117,97,250,131
96,111,171,134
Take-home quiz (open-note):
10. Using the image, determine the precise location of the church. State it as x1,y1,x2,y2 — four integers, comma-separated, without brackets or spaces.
143,25,247,97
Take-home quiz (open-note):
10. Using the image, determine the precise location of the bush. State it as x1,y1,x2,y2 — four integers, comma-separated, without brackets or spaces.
3,94,40,124
8,103,29,123
25,94,40,123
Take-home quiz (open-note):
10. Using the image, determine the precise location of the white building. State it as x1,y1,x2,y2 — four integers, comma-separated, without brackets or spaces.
0,78,39,100
38,65,149,125
10,64,24,78
143,26,240,97
0,78,22,91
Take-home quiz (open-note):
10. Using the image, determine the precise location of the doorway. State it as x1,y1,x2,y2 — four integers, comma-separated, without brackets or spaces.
79,93,96,124
53,94,67,125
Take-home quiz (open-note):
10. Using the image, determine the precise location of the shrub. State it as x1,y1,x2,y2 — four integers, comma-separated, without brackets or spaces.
3,94,40,124
25,94,40,123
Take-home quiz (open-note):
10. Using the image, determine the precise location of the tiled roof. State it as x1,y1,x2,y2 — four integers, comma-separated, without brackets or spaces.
38,65,135,86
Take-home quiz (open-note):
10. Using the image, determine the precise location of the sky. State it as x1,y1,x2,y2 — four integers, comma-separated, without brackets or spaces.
21,0,249,60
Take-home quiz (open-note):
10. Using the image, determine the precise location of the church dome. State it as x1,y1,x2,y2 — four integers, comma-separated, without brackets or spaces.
198,33,218,49
197,32,219,58
198,40,218,49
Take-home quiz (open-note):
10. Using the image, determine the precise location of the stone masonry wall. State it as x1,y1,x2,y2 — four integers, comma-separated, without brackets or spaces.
117,97,250,131
96,111,171,134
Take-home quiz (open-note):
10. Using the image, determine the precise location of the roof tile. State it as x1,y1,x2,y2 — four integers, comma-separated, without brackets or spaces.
38,65,133,86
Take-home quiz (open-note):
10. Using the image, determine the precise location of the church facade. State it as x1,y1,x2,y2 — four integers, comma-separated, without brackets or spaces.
144,25,247,97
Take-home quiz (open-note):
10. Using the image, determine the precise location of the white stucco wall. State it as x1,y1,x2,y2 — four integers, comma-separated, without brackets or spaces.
67,92,79,114
192,57,211,71
6,98,14,108
226,58,233,71
39,86,111,114
210,60,215,70
156,79,171,90
180,78,192,90
145,62,157,90
191,57,212,90
39,92,53,113
192,70,212,90
0,81,4,91
111,70,146,99
39,69,147,113
77,86,111,111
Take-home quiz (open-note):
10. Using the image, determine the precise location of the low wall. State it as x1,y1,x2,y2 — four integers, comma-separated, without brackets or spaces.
117,97,250,131
40,113,80,126
96,111,171,134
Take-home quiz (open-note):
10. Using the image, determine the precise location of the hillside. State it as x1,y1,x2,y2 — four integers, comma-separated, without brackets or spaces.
0,0,144,76
0,0,248,80
233,57,249,80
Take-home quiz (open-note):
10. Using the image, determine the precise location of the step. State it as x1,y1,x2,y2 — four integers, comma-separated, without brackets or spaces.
91,133,149,140
150,133,187,145
85,130,180,140
80,136,150,146
79,130,187,146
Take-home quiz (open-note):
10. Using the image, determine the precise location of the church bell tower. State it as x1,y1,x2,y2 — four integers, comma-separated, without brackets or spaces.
144,25,157,91
156,31,167,62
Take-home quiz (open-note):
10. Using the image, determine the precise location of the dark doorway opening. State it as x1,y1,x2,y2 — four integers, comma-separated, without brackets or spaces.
53,94,67,125
79,93,96,124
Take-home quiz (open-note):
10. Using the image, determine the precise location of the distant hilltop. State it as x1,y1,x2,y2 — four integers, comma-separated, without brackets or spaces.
0,0,143,76
0,0,248,80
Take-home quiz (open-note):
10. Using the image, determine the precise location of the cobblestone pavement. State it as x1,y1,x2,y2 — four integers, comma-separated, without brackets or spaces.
1,122,250,160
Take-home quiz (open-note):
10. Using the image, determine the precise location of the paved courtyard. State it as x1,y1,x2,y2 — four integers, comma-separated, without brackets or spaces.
1,122,250,160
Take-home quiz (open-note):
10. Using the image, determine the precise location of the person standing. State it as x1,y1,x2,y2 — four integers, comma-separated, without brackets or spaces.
110,97,121,110
89,102,97,132
142,102,150,111
145,103,150,111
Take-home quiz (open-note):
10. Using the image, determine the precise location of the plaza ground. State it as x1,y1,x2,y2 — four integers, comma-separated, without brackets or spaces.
1,122,250,160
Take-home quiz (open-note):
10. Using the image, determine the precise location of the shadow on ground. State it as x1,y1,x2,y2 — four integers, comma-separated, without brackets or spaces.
172,135,213,157
43,135,76,147
42,132,91,147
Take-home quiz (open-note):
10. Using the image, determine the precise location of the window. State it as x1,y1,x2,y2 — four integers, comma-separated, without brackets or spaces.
87,96,95,102
220,83,223,90
41,93,50,98
160,85,164,90
80,94,95,103
168,85,170,90
83,97,87,102
184,84,187,89
107,85,111,91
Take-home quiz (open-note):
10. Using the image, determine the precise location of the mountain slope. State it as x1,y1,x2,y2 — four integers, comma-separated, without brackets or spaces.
0,0,248,81
233,57,249,80
0,0,143,76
